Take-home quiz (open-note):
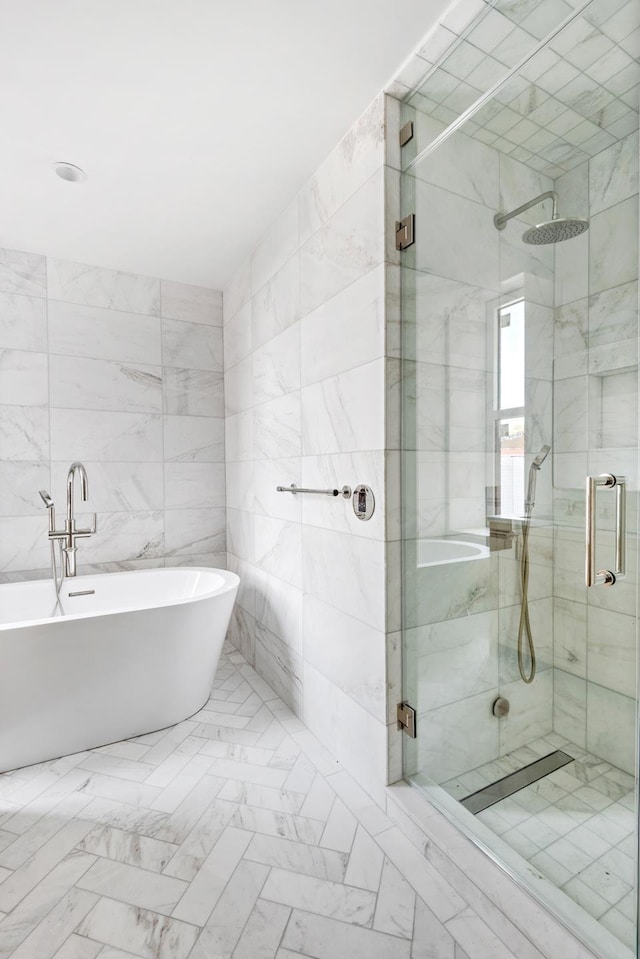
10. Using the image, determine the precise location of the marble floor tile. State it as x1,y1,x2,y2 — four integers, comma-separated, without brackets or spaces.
440,734,637,950
0,647,625,959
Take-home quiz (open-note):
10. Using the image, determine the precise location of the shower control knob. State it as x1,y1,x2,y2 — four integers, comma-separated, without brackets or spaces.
492,697,510,719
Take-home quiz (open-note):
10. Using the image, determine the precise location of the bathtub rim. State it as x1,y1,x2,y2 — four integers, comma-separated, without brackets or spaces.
0,565,239,632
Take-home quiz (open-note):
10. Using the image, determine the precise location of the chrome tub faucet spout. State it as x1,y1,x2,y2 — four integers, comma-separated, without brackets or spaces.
46,462,97,577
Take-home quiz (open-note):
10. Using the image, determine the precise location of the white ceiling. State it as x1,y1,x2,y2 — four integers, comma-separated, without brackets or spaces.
0,0,450,290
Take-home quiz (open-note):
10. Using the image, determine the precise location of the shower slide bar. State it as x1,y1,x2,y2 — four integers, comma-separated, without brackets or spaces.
585,473,626,587
277,484,351,498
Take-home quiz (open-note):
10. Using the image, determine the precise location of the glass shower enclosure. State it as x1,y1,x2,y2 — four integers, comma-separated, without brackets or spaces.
399,0,640,956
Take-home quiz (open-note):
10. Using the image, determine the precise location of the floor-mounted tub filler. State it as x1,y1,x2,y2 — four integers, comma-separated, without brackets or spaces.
0,567,239,772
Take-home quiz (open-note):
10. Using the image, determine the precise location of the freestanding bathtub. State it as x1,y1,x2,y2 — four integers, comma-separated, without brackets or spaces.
0,566,239,772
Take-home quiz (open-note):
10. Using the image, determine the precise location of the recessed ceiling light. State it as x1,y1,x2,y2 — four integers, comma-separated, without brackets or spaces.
53,161,87,183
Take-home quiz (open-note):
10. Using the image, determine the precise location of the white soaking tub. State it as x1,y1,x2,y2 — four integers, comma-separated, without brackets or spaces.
0,566,239,772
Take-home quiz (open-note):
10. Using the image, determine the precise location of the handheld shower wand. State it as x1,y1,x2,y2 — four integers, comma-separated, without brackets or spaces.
518,445,551,684
525,444,551,510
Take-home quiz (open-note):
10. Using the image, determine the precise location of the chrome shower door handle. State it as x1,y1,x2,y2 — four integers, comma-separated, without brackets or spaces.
585,473,626,587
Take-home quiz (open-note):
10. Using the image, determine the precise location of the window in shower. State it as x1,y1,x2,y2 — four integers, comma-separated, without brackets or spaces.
495,298,525,517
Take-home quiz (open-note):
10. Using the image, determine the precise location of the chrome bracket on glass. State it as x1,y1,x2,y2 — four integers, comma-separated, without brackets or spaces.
276,484,351,498
585,473,626,588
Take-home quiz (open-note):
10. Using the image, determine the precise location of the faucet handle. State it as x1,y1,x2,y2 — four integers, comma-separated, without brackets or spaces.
75,513,97,536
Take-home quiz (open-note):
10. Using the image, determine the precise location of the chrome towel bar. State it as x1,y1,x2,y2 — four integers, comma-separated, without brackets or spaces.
277,484,351,498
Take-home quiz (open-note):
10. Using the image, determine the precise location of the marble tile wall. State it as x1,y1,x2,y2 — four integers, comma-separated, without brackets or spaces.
552,129,639,773
0,249,225,580
223,94,402,805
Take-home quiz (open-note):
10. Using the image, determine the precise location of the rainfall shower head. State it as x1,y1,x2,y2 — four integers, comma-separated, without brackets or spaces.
523,217,588,245
494,191,588,245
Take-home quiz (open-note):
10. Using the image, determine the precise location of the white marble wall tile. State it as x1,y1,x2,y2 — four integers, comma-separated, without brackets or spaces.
553,669,587,749
589,131,639,215
50,409,163,462
412,611,499,711
553,598,587,677
164,415,224,463
0,405,49,461
499,669,553,754
254,393,301,461
254,515,302,589
162,319,223,372
553,376,589,452
299,96,386,245
161,280,222,327
252,256,300,352
224,300,252,370
589,196,639,296
0,462,50,516
0,293,47,352
253,323,300,405
0,248,46,297
302,525,385,630
303,663,388,806
50,461,163,512
412,179,499,291
587,683,636,774
226,509,255,564
225,410,253,463
589,281,638,349
300,265,385,387
224,355,253,416
587,606,636,698
0,349,48,406
165,508,225,558
301,359,385,456
79,511,164,565
163,368,224,417
50,355,161,413
254,568,302,653
225,460,254,513
255,623,303,715
0,516,50,572
303,595,386,722
554,299,587,358
408,556,499,630
420,691,499,784
164,462,226,510
416,126,499,208
251,199,299,295
48,258,160,316
300,168,385,316
48,301,161,366
402,270,493,369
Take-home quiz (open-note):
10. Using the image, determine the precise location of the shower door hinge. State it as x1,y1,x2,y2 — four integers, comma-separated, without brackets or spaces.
399,120,414,147
397,702,417,738
396,214,415,251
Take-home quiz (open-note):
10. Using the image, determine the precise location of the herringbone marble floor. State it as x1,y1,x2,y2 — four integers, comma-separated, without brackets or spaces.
0,644,513,959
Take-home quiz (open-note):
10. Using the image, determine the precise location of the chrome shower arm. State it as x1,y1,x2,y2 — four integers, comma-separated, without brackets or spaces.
494,191,558,231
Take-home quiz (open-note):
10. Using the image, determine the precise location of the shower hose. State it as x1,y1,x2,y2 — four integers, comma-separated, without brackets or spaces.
517,510,537,684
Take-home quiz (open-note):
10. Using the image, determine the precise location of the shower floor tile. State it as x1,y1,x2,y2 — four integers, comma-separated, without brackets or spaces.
0,643,493,959
441,736,637,949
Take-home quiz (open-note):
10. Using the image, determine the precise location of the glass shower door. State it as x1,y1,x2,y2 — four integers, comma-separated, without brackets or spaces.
400,3,640,955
